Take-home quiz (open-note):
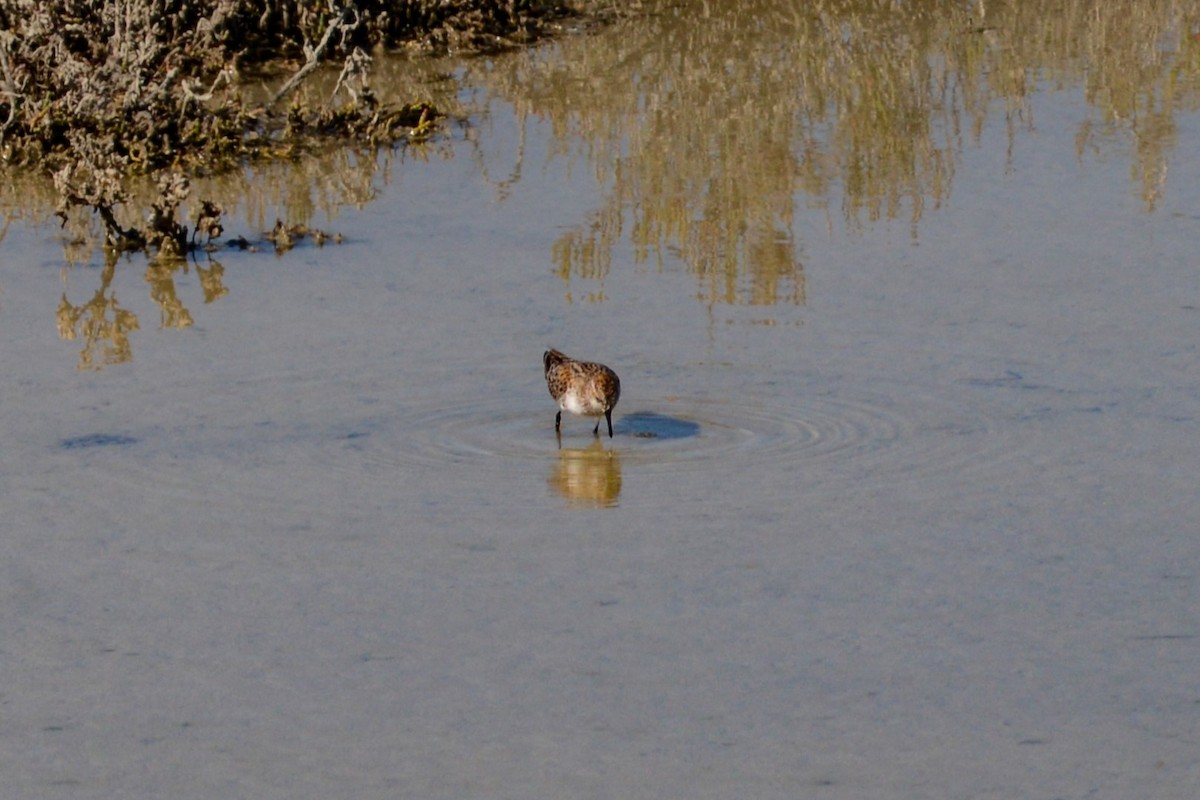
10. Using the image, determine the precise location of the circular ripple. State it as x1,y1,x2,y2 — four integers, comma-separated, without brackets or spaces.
362,394,884,471
356,388,1011,488
69,382,1019,514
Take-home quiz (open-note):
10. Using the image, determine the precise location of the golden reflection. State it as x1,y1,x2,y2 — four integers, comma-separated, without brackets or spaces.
57,254,140,370
145,258,195,330
3,0,1199,336
55,249,237,368
196,259,230,304
465,0,1200,302
547,440,622,508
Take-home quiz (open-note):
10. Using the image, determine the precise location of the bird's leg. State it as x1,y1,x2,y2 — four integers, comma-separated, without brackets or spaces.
592,419,600,436
605,409,613,438
555,410,562,433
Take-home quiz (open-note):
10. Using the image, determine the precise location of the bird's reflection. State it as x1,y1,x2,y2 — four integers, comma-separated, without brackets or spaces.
547,439,622,508
544,411,701,507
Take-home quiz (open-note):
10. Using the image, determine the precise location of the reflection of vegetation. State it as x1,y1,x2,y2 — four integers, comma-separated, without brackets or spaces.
548,442,622,508
15,123,459,370
9,0,1200,333
55,248,236,369
1027,1,1197,211
196,260,230,304
145,259,195,330
468,0,1200,305
57,257,140,371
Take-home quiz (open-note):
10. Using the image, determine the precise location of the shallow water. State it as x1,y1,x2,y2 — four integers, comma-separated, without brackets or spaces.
3,1,1200,798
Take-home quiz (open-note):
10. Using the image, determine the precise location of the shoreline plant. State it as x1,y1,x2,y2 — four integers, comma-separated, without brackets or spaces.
0,0,584,255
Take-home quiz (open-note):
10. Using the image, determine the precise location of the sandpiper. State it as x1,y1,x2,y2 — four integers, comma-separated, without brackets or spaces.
543,349,621,438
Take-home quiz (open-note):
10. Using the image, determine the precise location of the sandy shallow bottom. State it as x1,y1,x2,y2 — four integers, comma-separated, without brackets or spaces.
3,27,1200,800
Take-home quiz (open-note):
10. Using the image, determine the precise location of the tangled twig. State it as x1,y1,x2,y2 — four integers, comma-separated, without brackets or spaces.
271,2,362,107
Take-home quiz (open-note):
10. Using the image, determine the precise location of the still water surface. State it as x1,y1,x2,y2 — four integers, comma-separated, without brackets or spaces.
2,1,1199,797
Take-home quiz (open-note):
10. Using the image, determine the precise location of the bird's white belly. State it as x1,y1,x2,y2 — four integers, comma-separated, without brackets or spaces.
561,393,603,416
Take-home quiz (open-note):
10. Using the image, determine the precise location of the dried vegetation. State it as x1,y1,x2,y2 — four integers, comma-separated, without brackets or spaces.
0,0,580,255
